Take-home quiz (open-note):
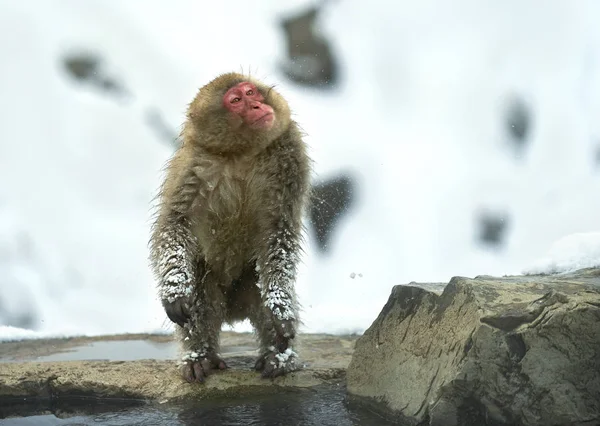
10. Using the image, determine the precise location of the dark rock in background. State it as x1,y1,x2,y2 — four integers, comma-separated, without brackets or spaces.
309,174,355,253
0,298,36,330
62,51,129,100
504,95,532,157
63,52,180,148
477,209,510,248
0,231,39,329
279,4,339,89
145,108,180,148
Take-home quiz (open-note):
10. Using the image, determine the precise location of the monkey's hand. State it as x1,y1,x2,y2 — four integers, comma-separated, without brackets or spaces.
161,297,191,327
159,275,195,327
254,347,299,378
265,288,297,344
179,350,228,383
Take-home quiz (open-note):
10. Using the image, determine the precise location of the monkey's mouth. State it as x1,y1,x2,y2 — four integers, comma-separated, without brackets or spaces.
253,113,273,123
251,113,274,129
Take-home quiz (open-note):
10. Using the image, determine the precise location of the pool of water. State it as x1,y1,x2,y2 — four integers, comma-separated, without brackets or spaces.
1,386,395,426
1,339,259,363
33,340,178,362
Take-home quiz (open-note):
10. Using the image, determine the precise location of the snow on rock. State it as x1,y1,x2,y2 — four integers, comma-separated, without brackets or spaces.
523,232,600,275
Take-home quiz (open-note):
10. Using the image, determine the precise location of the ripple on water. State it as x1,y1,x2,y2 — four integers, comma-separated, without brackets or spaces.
1,386,398,426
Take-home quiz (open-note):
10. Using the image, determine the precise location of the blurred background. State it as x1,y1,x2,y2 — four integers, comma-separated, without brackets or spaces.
1,0,600,339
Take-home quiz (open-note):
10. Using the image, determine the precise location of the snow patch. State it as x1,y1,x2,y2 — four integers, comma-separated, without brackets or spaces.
523,232,600,275
271,347,297,369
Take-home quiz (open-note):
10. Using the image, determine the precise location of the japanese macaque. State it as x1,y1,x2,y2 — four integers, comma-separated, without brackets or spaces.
149,72,311,382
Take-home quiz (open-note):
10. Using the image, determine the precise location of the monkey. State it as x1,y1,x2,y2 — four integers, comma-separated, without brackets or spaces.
149,72,312,383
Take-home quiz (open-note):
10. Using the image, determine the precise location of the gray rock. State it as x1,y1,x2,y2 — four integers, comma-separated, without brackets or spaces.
62,51,129,100
309,174,356,254
505,95,532,152
347,268,600,426
279,5,339,89
0,332,356,410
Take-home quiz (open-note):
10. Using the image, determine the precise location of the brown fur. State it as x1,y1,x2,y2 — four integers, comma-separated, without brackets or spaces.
149,72,311,382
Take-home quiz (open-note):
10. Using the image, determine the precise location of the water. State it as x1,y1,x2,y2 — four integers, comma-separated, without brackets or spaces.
1,339,391,424
0,386,394,426
23,340,177,363
1,339,257,363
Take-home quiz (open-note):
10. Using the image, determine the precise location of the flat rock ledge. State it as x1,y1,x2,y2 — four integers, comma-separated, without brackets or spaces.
347,267,600,426
0,359,344,402
0,332,354,416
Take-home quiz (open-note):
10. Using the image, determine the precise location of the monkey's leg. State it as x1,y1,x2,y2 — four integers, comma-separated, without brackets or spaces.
177,270,228,383
250,303,300,379
222,261,298,378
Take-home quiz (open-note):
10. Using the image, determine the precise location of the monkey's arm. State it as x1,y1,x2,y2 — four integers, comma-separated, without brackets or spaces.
149,153,203,327
257,131,311,353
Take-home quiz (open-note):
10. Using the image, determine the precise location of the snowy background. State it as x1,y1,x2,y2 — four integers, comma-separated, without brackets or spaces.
1,0,600,340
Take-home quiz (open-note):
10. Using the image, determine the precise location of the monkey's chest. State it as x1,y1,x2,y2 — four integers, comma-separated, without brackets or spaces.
194,176,263,279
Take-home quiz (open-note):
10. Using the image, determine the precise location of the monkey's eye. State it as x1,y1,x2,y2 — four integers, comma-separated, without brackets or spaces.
231,97,241,103
246,89,254,96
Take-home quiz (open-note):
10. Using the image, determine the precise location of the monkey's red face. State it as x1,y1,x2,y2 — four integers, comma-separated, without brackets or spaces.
223,82,275,130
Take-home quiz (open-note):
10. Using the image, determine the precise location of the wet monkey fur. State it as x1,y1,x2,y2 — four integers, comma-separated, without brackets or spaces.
149,72,311,382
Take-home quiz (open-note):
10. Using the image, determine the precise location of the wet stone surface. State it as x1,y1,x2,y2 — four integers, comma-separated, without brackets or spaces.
0,332,369,424
0,332,357,368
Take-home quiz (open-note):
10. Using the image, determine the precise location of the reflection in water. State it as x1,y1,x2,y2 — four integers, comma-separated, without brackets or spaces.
33,340,178,362
2,339,258,364
0,340,178,364
1,387,396,426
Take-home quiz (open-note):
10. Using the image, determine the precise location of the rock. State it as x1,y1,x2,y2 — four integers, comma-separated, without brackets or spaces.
476,209,510,248
279,5,339,89
62,51,129,100
145,107,179,148
505,95,532,152
0,332,356,417
346,268,600,426
0,359,334,402
309,174,356,253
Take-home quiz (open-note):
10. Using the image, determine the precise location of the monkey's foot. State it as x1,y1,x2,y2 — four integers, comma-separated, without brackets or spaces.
179,350,227,383
254,347,298,378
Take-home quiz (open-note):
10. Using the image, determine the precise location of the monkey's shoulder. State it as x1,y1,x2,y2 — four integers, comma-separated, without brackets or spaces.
271,122,307,151
259,124,309,166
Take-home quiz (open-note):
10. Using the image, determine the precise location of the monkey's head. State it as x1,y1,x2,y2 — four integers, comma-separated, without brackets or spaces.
185,72,291,155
